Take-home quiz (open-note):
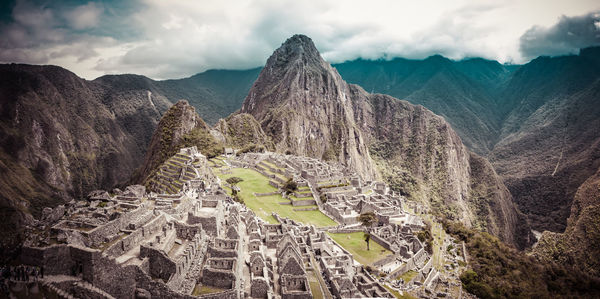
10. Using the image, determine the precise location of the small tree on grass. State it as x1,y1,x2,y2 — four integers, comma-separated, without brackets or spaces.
364,232,371,251
283,178,298,195
226,177,243,195
320,193,327,204
358,212,377,250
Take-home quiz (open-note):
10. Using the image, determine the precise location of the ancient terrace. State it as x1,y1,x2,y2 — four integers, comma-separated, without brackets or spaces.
10,147,467,298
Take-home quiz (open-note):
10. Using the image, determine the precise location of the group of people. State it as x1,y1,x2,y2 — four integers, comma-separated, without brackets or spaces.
1,265,44,282
0,265,44,295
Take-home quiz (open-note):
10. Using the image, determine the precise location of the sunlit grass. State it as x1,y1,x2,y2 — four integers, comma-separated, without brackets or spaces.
327,231,392,265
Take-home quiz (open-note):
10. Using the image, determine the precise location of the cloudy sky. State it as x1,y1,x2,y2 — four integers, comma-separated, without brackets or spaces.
1,0,599,80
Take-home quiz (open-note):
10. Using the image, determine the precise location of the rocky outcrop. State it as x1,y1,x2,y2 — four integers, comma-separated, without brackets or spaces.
241,34,377,180
352,91,530,247
213,113,272,150
0,64,171,255
132,100,223,183
533,166,600,277
240,34,528,247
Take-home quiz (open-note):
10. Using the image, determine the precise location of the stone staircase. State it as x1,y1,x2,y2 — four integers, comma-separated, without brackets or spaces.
72,280,117,299
43,281,76,299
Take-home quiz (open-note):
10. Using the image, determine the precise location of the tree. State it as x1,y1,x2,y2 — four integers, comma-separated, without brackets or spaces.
283,178,298,194
364,232,371,251
226,177,243,195
358,212,377,228
358,212,377,250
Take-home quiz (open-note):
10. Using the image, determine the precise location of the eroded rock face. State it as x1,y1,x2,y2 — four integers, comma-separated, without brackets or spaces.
239,34,529,247
534,166,600,276
241,34,378,180
132,100,224,185
0,64,171,251
352,91,531,248
133,100,206,182
213,113,272,150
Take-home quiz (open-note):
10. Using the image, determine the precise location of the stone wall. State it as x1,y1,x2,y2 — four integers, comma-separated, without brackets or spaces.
201,268,236,288
373,253,398,268
251,277,269,298
389,248,427,278
140,245,176,281
20,243,224,299
85,203,152,247
175,222,203,240
255,191,280,197
208,246,237,258
291,199,316,206
20,245,98,279
188,215,220,236
370,233,394,252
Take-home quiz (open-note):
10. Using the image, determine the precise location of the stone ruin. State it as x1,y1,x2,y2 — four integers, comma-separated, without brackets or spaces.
11,148,464,299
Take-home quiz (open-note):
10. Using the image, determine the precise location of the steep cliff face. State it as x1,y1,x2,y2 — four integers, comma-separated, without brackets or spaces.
490,51,600,233
334,56,513,155
0,64,170,202
533,166,600,277
0,64,170,251
240,35,528,247
133,100,223,184
212,113,272,150
333,48,600,242
241,34,377,180
352,91,530,247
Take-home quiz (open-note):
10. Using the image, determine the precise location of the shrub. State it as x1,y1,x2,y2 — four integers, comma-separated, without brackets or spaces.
283,179,298,194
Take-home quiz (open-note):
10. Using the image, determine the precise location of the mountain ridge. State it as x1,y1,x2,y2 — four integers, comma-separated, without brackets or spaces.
239,34,529,247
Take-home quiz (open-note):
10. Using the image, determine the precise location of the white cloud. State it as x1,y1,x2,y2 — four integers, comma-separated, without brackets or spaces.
1,0,600,79
64,2,103,30
519,11,600,59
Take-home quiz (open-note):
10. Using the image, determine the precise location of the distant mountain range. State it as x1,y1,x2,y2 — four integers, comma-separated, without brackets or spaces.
1,37,599,268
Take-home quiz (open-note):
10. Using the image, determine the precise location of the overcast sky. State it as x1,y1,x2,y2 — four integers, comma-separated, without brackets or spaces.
1,0,599,80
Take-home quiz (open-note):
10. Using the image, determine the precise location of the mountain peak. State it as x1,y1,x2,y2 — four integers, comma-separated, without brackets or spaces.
265,34,324,70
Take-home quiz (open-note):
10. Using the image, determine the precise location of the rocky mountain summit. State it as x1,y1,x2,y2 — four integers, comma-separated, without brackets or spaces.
241,34,378,180
240,34,530,248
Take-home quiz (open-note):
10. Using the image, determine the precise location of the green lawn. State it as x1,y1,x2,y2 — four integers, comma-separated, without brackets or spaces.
396,269,418,282
327,232,393,265
192,285,225,295
307,269,324,299
214,167,336,227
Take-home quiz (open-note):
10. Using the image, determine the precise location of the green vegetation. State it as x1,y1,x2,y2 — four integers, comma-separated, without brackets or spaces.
225,177,243,195
238,143,265,154
214,167,336,227
327,232,392,265
358,212,377,250
307,269,324,299
192,284,225,296
358,212,377,228
443,220,600,299
138,102,224,184
180,127,223,158
283,178,298,194
397,270,418,282
383,284,417,299
415,221,433,254
320,193,327,204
